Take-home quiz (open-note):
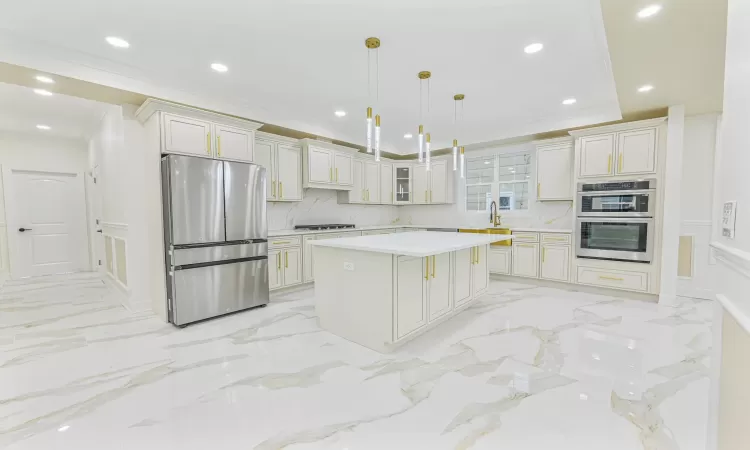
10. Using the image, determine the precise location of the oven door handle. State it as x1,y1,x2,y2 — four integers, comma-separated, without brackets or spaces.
577,189,655,196
576,217,654,224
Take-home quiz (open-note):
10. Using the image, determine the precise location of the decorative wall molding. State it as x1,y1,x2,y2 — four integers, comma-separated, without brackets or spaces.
710,241,750,279
101,222,129,230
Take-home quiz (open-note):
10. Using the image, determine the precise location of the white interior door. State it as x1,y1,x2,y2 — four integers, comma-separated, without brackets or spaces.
5,168,90,278
87,166,105,273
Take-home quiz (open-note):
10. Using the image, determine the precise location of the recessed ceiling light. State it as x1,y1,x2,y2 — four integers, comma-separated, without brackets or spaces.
638,84,654,93
36,124,51,130
484,161,491,165
562,98,577,105
58,425,70,432
211,63,228,73
35,75,55,84
524,43,544,54
33,89,53,96
334,110,346,117
105,36,130,48
403,133,413,139
637,4,662,19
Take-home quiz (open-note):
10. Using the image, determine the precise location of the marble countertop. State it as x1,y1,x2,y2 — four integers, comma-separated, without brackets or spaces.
310,231,513,257
269,225,572,237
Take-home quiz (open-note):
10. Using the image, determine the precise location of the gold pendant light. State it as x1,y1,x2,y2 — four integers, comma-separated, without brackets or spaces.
365,37,382,161
452,94,464,171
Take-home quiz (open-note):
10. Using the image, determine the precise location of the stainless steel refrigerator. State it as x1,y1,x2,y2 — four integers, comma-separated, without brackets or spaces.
161,154,269,326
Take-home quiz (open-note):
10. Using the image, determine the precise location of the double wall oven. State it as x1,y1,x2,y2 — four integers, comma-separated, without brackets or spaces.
576,179,656,263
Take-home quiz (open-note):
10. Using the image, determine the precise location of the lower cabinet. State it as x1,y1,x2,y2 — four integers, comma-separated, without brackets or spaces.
454,248,474,307
427,253,452,322
489,247,512,275
540,244,570,282
269,250,282,290
472,245,489,297
268,240,303,290
282,247,302,285
513,243,539,278
396,255,428,339
303,235,316,282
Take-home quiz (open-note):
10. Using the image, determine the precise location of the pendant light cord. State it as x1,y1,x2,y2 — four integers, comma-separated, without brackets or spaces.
376,48,379,102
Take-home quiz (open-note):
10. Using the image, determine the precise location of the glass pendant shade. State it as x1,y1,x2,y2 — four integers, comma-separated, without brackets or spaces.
460,147,465,178
452,139,458,171
425,133,431,171
366,107,373,153
418,125,424,162
374,115,381,161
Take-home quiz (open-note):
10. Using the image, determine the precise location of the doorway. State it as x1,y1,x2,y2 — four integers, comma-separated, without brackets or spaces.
4,167,90,278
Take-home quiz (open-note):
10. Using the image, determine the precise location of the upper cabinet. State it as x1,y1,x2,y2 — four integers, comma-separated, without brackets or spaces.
338,157,393,205
380,163,393,205
394,165,412,204
573,118,664,179
255,133,302,202
536,140,573,201
411,160,454,205
137,100,262,163
301,140,357,190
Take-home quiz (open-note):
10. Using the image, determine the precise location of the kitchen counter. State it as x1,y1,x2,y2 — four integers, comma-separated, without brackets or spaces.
268,225,572,237
311,231,512,258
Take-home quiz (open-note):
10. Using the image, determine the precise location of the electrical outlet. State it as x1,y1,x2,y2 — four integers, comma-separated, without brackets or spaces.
343,262,355,271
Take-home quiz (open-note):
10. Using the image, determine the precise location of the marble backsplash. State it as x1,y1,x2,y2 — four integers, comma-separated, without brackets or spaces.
397,201,575,230
268,188,400,230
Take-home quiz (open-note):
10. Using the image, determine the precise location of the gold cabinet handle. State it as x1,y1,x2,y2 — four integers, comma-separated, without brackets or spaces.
330,168,333,181
277,253,281,271
336,168,339,182
432,255,436,278
476,246,480,264
516,243,536,248
217,135,222,157
206,132,211,155
618,153,623,172
285,251,288,268
430,190,433,203
607,154,612,173
542,247,546,263
425,257,429,280
599,275,624,281
272,241,291,245
538,183,541,197
272,181,276,198
545,237,567,242
279,182,283,199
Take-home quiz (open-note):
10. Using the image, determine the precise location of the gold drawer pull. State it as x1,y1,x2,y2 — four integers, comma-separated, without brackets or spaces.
272,241,291,245
516,244,536,248
545,237,568,241
599,275,624,282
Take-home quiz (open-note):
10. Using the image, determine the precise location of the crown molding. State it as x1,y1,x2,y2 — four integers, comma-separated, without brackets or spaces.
568,117,667,137
135,98,263,131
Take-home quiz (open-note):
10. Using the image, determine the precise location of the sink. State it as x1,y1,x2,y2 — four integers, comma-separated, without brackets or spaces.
458,228,512,246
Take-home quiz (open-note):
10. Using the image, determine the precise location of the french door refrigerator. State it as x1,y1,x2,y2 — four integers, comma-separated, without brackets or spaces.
161,154,269,326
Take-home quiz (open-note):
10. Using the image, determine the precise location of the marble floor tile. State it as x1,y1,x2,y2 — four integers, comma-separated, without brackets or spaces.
0,274,713,450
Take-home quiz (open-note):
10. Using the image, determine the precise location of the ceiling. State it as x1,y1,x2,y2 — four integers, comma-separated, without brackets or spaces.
602,0,727,116
0,82,111,140
0,0,621,154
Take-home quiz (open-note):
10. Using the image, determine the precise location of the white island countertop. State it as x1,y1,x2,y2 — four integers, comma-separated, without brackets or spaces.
310,231,512,258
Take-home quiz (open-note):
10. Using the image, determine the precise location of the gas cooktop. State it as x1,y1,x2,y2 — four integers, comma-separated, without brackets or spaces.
294,224,356,231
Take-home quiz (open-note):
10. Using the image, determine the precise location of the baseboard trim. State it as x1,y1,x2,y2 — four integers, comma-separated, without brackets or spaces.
490,274,659,302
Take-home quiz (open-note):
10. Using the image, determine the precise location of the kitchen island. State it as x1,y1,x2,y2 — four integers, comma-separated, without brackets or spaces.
311,231,512,352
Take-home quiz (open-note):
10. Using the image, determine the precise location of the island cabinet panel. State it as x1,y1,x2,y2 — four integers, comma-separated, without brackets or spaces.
396,255,428,339
472,245,489,297
427,253,452,322
454,248,473,307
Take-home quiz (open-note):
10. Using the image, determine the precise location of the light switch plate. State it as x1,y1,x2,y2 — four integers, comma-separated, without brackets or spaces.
343,262,354,271
722,201,737,239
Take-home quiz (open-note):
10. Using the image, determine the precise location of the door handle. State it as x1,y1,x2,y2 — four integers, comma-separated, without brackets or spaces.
19,227,32,232
96,229,103,233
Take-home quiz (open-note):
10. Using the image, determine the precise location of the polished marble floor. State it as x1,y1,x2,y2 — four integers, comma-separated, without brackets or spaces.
0,273,713,450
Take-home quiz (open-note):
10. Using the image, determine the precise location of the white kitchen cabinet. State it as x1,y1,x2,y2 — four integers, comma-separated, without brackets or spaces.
512,243,539,278
276,144,302,201
454,248,473,307
540,244,570,282
347,159,365,203
254,135,302,202
579,134,615,178
380,163,393,204
268,250,282,290
489,246,512,275
394,165,413,204
162,113,213,157
303,235,316,282
282,247,302,286
536,143,572,200
427,253,452,322
616,128,657,175
472,245,489,297
364,161,380,203
395,255,427,339
430,160,448,203
215,124,254,162
302,140,357,190
308,146,334,184
413,164,429,204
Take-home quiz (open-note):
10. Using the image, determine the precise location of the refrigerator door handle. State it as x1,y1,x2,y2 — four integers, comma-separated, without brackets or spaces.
174,255,267,271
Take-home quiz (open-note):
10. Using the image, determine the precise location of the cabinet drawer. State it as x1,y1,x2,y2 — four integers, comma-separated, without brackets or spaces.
541,233,571,245
576,267,648,292
511,232,539,242
269,236,302,249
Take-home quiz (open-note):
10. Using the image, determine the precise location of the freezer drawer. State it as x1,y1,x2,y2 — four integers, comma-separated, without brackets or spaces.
224,161,267,241
170,258,269,326
163,155,225,245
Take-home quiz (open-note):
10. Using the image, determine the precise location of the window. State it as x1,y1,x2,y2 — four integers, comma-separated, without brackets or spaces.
465,152,532,212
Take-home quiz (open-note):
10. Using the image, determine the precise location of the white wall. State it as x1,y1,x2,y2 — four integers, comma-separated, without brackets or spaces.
269,188,399,230
677,114,721,300
0,131,90,274
398,142,574,230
